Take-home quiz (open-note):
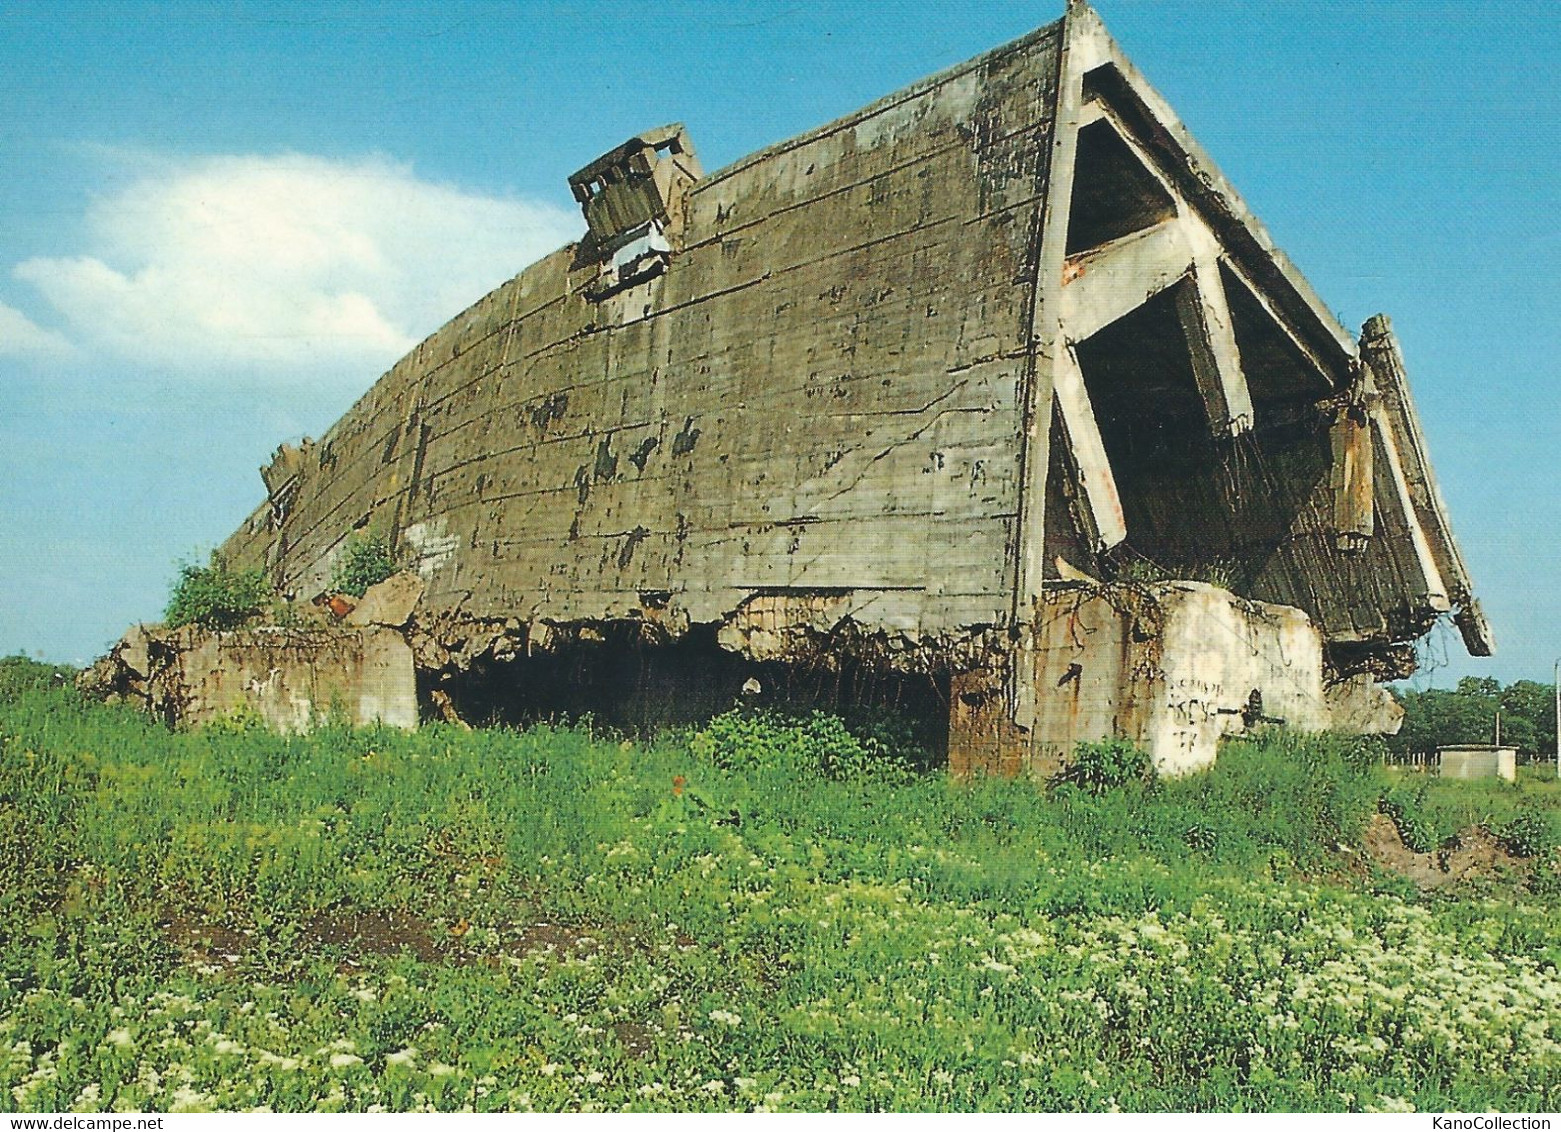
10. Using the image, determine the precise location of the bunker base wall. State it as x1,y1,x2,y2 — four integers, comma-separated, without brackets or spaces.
81,624,417,733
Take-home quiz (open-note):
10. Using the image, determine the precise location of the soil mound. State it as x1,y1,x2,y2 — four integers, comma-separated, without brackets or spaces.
1363,814,1524,889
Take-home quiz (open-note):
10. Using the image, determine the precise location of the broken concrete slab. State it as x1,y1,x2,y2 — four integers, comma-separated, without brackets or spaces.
83,624,417,733
954,582,1334,778
345,571,425,629
1323,674,1404,736
119,623,154,680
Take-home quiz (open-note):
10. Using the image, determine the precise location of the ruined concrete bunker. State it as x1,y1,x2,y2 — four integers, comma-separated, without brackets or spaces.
182,3,1488,774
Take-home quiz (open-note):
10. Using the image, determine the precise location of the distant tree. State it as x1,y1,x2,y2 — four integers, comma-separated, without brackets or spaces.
1392,687,1491,757
1501,680,1557,757
1392,677,1556,759
1457,676,1500,699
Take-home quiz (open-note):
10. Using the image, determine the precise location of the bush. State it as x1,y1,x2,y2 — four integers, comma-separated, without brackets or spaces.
1183,820,1218,852
1499,809,1558,859
1380,787,1438,853
1529,851,1561,900
0,656,75,703
689,708,913,783
165,555,270,630
1146,732,1386,866
331,532,397,597
1052,738,1154,796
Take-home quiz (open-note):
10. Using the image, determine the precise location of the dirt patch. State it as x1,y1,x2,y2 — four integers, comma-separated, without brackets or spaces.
161,907,454,971
1440,824,1512,884
160,905,682,974
505,920,601,958
160,913,255,970
612,1021,658,1058
302,909,449,966
1363,814,1525,890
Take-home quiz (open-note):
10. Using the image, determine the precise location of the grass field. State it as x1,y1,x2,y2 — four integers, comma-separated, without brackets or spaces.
1384,763,1561,854
2,658,1558,1112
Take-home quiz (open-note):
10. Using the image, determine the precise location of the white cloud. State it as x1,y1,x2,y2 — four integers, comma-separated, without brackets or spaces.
0,300,75,360
12,152,581,379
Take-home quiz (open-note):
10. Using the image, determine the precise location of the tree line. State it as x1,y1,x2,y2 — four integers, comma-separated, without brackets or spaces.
1390,677,1558,760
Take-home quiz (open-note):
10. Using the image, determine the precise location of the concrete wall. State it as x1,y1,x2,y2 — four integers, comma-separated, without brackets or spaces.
1438,746,1517,783
83,625,418,733
952,582,1338,777
221,25,1064,653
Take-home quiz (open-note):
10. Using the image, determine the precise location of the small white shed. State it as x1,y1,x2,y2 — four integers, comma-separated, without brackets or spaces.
1437,744,1517,783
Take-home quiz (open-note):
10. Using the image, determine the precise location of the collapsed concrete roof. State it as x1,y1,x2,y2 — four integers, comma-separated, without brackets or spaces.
206,1,1488,772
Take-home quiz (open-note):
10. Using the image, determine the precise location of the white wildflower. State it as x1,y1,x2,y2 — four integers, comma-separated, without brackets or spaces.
169,1085,210,1112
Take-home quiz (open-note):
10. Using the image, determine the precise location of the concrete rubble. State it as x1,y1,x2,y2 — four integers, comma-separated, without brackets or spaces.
81,621,417,733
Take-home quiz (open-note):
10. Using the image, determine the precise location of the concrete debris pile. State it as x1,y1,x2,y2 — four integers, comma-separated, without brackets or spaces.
82,574,424,732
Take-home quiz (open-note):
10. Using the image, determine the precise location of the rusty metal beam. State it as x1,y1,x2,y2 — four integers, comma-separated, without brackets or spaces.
1330,406,1374,552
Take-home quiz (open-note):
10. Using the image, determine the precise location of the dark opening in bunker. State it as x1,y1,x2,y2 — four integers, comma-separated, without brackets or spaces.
1066,117,1178,255
1074,287,1332,592
421,622,951,769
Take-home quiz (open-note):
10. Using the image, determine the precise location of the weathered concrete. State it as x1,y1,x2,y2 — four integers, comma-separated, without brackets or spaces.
82,625,417,732
345,571,425,629
1438,745,1517,783
951,581,1360,777
132,1,1485,768
1323,674,1404,736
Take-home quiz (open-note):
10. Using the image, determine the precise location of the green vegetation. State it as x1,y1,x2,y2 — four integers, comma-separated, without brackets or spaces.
2,663,1558,1113
163,555,271,631
1051,738,1154,796
690,709,914,783
1381,765,1561,856
330,533,397,598
1393,676,1557,761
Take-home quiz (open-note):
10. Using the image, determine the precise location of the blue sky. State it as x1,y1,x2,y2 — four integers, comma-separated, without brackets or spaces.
2,1,1557,687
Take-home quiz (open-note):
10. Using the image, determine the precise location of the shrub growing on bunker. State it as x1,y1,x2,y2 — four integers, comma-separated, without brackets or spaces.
331,532,397,598
1052,738,1155,796
165,554,271,631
